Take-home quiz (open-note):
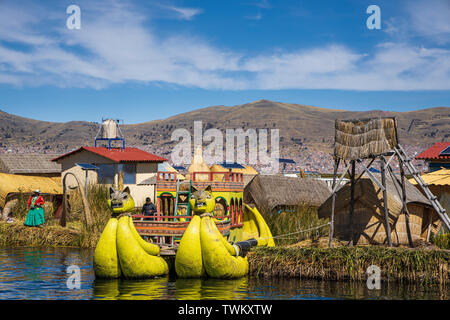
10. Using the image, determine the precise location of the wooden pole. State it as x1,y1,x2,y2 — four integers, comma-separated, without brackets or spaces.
349,160,355,246
426,220,432,242
61,172,92,227
84,170,88,198
157,197,161,221
329,158,340,248
398,158,414,247
380,157,393,247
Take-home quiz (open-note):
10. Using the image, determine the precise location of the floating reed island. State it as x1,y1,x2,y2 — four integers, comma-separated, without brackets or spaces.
248,246,449,284
0,184,112,248
0,222,81,247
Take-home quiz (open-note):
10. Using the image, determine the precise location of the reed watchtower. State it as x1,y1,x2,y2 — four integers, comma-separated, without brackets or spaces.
328,117,450,248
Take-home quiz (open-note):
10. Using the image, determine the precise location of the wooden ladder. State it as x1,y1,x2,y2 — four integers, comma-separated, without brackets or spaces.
394,144,450,231
174,179,192,218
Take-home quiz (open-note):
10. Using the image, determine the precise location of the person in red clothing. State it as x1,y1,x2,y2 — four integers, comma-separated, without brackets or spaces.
24,189,45,227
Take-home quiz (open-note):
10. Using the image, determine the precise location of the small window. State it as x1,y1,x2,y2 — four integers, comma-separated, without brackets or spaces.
118,163,136,185
97,164,115,184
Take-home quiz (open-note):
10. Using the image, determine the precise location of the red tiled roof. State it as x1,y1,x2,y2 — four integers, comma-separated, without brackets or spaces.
51,147,167,163
415,142,450,160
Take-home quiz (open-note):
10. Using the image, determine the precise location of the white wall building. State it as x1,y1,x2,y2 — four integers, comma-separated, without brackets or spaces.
52,146,167,207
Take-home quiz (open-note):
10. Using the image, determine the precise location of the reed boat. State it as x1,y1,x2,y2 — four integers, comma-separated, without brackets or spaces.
131,171,268,255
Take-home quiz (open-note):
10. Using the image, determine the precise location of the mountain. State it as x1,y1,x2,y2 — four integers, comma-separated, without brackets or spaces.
1,100,449,157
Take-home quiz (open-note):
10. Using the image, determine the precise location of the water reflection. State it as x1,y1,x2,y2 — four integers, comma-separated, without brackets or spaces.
0,247,95,299
174,278,202,300
246,277,449,300
94,277,169,300
93,277,249,300
0,247,447,300
93,279,120,300
201,278,248,300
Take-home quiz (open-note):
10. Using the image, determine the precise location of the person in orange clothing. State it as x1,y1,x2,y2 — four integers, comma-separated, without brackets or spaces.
24,190,45,227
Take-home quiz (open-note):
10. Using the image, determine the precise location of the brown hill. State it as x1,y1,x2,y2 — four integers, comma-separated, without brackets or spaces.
1,100,449,155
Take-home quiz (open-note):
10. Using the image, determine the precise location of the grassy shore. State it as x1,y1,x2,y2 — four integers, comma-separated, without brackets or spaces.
248,246,449,284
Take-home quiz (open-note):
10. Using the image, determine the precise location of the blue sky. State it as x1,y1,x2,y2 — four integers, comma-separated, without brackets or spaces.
0,0,449,123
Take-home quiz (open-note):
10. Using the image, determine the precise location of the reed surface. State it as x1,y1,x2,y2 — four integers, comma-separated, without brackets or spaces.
432,233,450,250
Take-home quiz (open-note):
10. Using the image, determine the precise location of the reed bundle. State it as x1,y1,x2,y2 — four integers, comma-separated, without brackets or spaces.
334,117,398,160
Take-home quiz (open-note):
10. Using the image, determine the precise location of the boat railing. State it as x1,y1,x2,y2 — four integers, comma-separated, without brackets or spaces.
131,214,239,223
156,171,177,182
131,213,243,229
191,171,244,183
156,171,244,183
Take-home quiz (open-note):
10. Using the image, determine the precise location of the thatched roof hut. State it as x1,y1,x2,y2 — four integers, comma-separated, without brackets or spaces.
409,168,450,225
210,163,258,175
158,162,185,180
0,172,63,220
210,163,258,186
186,145,210,181
244,175,331,214
0,154,61,177
318,173,439,245
0,172,62,207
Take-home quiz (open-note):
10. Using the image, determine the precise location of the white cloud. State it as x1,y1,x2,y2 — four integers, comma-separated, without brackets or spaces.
245,13,263,20
0,3,55,46
407,0,450,44
237,43,450,90
244,46,361,74
0,0,449,91
165,5,203,20
253,0,271,9
243,0,270,20
384,0,450,45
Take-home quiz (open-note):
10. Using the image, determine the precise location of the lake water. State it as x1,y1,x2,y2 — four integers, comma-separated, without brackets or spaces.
0,247,447,300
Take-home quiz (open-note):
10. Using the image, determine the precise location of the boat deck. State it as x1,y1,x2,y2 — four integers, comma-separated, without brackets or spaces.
159,244,179,256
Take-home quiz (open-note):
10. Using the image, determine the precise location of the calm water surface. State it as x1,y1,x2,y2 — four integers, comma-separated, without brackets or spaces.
0,247,447,300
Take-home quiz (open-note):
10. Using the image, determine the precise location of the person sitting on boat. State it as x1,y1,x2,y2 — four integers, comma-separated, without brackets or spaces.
24,190,45,228
141,197,157,221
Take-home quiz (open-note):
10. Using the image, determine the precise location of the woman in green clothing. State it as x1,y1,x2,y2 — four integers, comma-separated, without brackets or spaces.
24,189,45,227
